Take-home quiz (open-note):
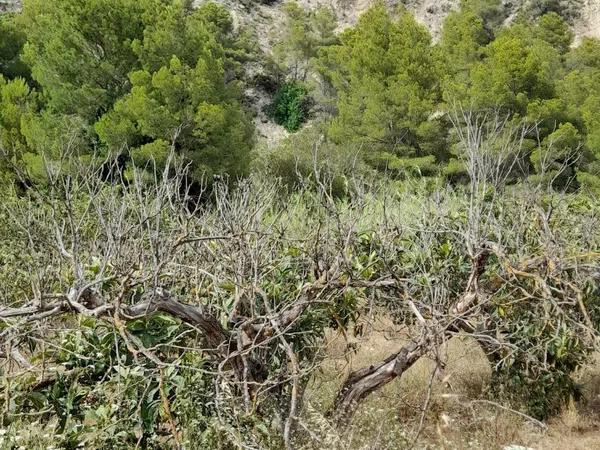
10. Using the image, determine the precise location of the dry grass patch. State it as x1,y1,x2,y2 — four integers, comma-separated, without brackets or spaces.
298,318,600,449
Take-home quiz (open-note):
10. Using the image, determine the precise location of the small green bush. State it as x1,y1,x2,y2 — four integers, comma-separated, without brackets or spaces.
254,125,367,197
266,82,310,132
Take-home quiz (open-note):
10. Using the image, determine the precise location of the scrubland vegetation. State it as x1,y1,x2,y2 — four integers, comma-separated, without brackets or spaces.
0,0,599,448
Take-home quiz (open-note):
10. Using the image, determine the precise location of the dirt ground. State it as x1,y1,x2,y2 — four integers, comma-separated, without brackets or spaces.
300,317,600,450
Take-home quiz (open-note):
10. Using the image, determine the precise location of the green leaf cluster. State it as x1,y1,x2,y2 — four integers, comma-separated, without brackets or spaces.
265,81,310,132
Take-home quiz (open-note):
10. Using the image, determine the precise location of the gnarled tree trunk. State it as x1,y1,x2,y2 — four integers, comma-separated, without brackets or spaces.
329,341,427,425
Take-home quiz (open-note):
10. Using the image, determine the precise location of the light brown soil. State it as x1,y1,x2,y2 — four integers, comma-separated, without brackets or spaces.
301,317,600,450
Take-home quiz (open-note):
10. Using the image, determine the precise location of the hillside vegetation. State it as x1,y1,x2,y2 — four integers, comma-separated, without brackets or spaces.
0,1,600,449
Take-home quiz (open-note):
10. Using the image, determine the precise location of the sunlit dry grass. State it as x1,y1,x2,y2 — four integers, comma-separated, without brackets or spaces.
298,317,600,450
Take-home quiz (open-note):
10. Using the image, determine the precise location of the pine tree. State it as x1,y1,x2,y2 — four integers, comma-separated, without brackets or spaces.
318,4,444,177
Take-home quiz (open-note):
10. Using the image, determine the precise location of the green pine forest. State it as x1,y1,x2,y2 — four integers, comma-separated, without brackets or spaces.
0,0,599,192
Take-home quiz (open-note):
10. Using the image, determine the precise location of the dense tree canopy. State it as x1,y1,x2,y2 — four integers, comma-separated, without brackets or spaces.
437,4,600,190
0,0,253,186
318,4,445,176
20,0,160,120
1,0,600,190
95,2,254,181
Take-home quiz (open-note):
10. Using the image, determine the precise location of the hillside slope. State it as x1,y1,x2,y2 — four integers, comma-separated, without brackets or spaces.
4,0,599,145
0,0,19,12
207,0,598,42
4,0,600,41
576,0,600,41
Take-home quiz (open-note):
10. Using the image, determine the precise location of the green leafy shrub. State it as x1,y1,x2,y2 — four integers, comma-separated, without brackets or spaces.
266,82,310,132
478,194,600,419
1,167,600,444
255,125,365,197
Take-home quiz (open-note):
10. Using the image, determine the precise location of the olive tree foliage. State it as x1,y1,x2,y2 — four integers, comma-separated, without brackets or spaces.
459,135,599,418
0,148,394,448
1,111,599,447
329,109,600,425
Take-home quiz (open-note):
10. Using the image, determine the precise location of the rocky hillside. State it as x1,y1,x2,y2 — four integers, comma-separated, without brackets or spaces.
410,0,600,42
192,0,600,143
5,0,600,42
194,0,600,44
0,0,19,12
204,0,600,145
4,0,599,145
576,0,600,42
